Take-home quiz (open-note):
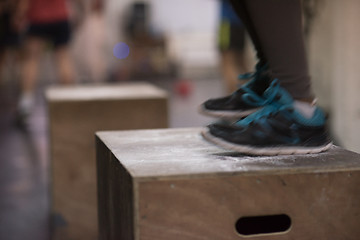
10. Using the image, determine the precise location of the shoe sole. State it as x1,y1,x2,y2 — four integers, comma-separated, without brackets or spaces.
201,128,332,156
198,105,260,119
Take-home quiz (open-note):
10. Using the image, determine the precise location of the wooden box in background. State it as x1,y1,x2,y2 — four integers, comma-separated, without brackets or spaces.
46,82,168,240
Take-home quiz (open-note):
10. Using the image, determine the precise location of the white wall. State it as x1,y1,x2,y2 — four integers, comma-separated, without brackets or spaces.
308,0,360,152
149,0,218,34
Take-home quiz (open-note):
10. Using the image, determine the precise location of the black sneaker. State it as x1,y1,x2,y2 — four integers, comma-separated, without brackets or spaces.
201,80,332,155
199,63,271,119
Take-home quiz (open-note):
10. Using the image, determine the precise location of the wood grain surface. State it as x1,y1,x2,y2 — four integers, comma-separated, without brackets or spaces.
96,128,360,240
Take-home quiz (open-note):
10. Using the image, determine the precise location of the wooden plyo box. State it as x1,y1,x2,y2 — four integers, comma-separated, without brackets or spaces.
46,83,168,240
96,128,360,240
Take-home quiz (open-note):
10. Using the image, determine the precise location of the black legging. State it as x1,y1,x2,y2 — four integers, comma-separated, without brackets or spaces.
229,0,314,100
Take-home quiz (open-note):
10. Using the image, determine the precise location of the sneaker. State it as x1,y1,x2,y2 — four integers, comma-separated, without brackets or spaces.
199,63,271,119
201,80,332,155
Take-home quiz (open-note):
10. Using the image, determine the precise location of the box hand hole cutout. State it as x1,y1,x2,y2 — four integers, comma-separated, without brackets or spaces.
235,214,292,237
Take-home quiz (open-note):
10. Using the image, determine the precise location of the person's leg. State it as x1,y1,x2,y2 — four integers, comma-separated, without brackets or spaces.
199,0,272,119
242,0,313,101
229,0,266,66
221,50,248,93
21,37,44,94
18,36,45,117
51,20,74,84
54,46,74,84
200,0,313,117
202,0,331,155
219,15,249,93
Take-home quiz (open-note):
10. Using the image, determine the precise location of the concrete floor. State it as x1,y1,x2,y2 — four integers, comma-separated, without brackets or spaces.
0,81,50,240
0,77,224,240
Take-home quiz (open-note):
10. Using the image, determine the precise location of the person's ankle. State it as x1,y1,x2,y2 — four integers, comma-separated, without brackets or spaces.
293,99,317,119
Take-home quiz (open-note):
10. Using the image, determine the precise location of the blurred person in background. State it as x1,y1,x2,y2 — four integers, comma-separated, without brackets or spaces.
218,0,249,94
72,0,106,83
15,0,85,122
119,2,173,81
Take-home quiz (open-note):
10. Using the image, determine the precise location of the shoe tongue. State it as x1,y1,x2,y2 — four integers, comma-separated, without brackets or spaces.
263,81,294,106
